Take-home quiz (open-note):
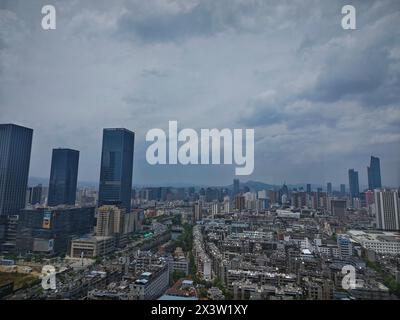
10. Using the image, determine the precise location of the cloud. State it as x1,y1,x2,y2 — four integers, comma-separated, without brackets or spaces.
0,0,399,186
237,1,400,186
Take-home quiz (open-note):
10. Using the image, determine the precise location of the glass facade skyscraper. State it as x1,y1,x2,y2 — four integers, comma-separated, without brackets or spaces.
0,124,33,216
98,128,135,212
340,184,346,196
367,156,382,191
233,179,240,196
348,169,360,199
48,148,79,207
327,182,332,195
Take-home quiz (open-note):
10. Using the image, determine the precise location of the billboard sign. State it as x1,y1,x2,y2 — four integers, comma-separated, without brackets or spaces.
42,211,52,229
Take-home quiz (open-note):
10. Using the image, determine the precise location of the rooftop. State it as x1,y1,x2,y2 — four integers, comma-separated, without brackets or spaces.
348,230,400,243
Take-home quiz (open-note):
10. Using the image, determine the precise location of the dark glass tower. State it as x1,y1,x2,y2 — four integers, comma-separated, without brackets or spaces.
367,156,382,190
340,184,346,196
0,124,33,216
327,182,332,195
48,148,79,207
348,169,360,199
98,128,135,212
233,179,239,196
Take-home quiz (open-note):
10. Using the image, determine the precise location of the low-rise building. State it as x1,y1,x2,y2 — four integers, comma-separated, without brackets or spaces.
347,230,400,255
130,264,169,300
70,236,115,258
16,206,95,255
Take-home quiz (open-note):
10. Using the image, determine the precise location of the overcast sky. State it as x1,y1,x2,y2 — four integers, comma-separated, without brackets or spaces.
0,0,399,187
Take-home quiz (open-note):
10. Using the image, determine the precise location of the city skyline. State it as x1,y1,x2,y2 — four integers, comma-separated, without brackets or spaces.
0,119,387,189
26,152,394,192
0,0,399,186
2,0,400,305
5,122,396,189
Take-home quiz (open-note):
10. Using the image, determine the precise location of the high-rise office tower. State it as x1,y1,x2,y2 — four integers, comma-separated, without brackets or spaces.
365,190,375,206
233,179,240,196
211,201,219,219
268,190,278,205
96,205,126,237
234,194,245,211
340,184,346,196
98,128,135,213
367,156,382,191
374,189,400,231
48,148,79,207
327,182,332,195
194,202,203,221
306,184,311,194
223,197,231,213
348,169,360,199
316,188,327,209
0,124,33,216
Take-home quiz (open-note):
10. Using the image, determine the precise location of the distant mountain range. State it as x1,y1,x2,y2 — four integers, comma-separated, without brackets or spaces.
29,177,325,191
224,180,323,192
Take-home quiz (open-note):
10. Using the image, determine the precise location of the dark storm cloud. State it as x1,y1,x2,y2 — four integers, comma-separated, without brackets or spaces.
115,0,269,43
310,53,388,103
305,14,400,106
242,3,400,131
117,3,215,43
115,0,340,43
0,0,399,186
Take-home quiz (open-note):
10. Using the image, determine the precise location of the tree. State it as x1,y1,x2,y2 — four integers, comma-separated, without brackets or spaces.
172,270,186,282
199,287,208,298
212,277,224,290
172,214,182,226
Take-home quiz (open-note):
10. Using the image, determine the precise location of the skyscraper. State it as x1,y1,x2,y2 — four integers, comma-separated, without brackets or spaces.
96,205,125,237
98,128,135,212
374,189,400,231
211,201,219,219
233,179,240,196
348,169,360,199
48,148,79,207
194,202,203,221
367,156,382,191
0,124,33,216
365,190,375,206
234,194,245,211
306,184,311,194
340,184,346,196
327,182,332,195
